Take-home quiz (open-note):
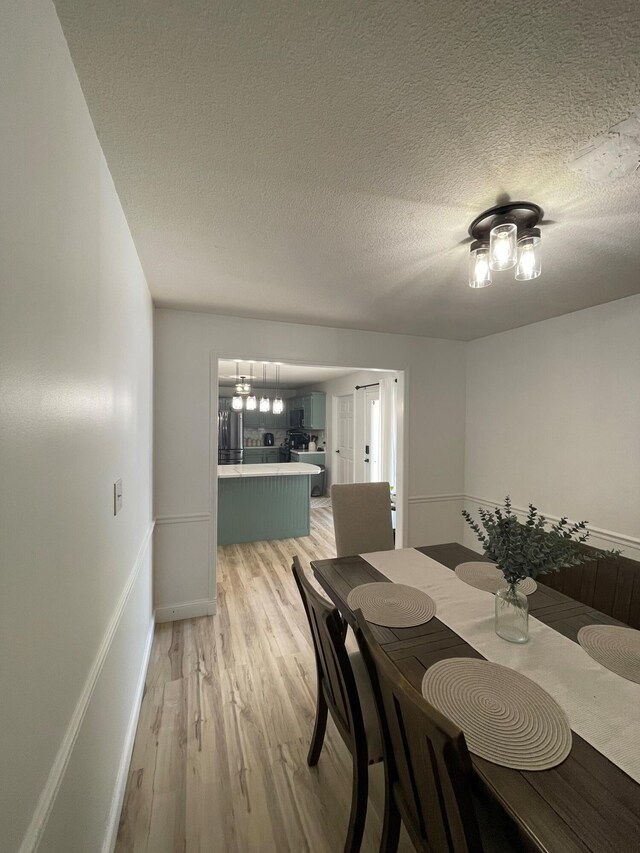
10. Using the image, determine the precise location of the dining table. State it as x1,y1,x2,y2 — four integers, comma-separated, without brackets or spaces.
311,542,640,853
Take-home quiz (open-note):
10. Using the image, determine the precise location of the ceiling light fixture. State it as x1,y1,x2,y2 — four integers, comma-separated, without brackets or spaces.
468,202,543,288
232,361,244,410
272,364,284,415
245,362,257,410
259,363,270,413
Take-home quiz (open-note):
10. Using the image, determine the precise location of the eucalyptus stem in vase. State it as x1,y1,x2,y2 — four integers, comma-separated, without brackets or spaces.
462,497,618,643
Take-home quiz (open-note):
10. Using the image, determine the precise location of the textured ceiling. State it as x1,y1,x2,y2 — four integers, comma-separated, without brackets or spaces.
54,0,640,340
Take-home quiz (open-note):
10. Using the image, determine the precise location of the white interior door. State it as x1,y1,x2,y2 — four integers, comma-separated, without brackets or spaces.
364,387,381,482
334,394,354,484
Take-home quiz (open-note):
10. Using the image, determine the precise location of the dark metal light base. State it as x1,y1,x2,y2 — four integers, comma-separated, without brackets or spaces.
468,202,544,242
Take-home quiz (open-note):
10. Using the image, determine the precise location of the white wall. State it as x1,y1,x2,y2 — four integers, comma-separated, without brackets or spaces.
464,295,640,558
154,309,467,619
0,2,154,851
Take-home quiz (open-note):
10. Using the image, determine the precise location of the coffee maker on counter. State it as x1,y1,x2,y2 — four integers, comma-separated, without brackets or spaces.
263,432,274,446
282,429,309,461
288,430,308,450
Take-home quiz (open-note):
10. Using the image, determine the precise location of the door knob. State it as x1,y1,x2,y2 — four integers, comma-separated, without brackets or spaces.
364,458,370,463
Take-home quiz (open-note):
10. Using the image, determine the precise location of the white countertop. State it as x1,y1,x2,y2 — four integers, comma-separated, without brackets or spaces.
218,462,321,478
291,450,325,455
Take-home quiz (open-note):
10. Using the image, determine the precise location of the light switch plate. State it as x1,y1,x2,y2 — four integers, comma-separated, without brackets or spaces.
114,479,123,515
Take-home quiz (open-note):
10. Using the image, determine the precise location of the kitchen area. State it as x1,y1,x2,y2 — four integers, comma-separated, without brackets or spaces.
216,359,401,547
217,361,331,545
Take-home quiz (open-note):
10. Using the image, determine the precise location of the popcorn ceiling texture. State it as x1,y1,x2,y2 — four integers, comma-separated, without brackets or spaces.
571,106,640,182
53,0,640,340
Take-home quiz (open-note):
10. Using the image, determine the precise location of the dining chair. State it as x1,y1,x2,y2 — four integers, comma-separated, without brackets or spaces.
331,481,395,557
354,611,517,853
292,557,383,853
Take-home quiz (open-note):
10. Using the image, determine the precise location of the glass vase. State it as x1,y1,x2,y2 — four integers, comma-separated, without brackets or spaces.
495,583,529,643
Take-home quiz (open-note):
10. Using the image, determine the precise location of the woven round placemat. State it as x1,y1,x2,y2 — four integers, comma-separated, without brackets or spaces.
347,582,436,628
421,658,572,770
577,625,640,685
455,562,537,595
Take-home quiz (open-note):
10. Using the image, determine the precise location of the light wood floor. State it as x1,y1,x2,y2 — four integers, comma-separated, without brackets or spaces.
115,505,411,852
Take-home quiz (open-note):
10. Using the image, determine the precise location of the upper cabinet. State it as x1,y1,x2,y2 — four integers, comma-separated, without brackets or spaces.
307,393,327,429
244,408,288,429
296,392,326,429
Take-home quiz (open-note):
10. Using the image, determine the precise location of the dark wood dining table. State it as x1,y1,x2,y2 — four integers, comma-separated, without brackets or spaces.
311,542,640,853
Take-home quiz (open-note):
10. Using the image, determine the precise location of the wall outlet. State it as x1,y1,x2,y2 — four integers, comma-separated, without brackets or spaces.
114,479,123,515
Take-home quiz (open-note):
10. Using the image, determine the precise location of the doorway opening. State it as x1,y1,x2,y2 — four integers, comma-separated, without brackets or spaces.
213,359,405,553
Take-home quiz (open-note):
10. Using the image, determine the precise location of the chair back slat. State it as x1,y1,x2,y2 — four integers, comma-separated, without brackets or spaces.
292,557,364,746
355,612,483,853
331,481,395,557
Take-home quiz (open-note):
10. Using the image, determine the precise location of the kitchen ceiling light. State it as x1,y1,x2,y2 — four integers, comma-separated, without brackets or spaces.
272,364,284,414
232,361,244,410
245,362,257,410
468,202,544,288
259,362,270,412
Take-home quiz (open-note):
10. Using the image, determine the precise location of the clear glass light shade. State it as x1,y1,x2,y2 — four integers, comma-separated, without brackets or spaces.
515,234,542,280
489,223,517,270
468,246,492,288
259,396,270,413
245,394,257,410
272,397,284,415
231,393,243,411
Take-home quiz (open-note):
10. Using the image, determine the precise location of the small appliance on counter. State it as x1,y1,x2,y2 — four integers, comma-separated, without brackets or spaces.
263,432,274,446
288,430,309,450
281,429,308,460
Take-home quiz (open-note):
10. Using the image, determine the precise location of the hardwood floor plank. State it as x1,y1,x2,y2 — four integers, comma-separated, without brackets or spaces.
117,505,414,852
145,679,187,853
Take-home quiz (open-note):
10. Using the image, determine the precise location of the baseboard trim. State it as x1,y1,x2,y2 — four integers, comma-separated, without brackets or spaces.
464,495,640,555
155,513,210,525
101,616,155,853
18,522,154,853
155,597,217,623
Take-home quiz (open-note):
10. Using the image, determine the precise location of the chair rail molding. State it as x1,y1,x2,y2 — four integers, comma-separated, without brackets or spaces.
464,495,640,556
408,494,465,504
18,522,155,853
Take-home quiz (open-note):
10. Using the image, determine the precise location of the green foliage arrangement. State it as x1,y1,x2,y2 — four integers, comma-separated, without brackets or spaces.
462,497,617,588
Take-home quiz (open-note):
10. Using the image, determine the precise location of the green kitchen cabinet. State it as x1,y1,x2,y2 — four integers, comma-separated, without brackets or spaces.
287,392,326,429
288,396,301,427
304,392,326,429
242,447,264,463
245,408,288,429
243,408,260,428
243,446,281,464
218,472,312,544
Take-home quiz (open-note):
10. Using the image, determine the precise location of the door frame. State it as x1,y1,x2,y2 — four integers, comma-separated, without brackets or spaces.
210,353,408,601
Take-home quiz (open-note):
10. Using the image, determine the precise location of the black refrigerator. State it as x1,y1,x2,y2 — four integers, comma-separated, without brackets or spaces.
218,409,244,464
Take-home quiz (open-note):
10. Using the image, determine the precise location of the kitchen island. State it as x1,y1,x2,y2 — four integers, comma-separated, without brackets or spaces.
217,462,320,545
